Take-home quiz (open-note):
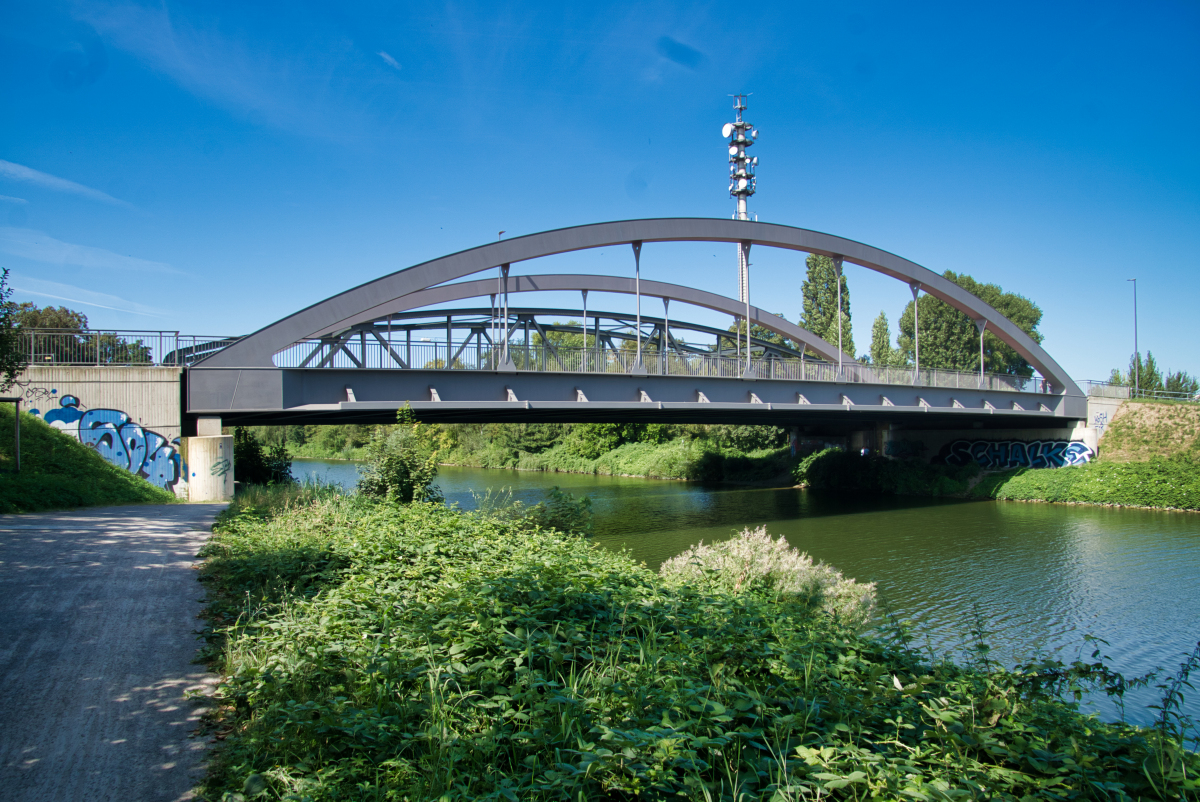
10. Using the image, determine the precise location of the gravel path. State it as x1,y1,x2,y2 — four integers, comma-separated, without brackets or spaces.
0,503,226,802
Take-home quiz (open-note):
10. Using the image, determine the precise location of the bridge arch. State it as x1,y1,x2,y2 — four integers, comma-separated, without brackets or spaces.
196,218,1080,396
303,274,851,365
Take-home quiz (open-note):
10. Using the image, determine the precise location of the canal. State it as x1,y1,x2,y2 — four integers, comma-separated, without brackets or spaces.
293,457,1200,728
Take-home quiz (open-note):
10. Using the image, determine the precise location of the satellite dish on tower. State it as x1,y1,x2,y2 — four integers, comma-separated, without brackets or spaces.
722,123,733,138
728,145,738,156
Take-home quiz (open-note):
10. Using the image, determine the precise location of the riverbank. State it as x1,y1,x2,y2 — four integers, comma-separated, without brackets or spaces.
794,448,1200,511
196,488,1199,800
0,404,176,513
439,438,795,484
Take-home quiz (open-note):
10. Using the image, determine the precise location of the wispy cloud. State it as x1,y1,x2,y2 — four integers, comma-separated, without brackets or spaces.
378,51,401,70
0,227,181,274
73,2,376,139
0,195,28,205
655,36,708,70
12,276,165,317
0,160,130,207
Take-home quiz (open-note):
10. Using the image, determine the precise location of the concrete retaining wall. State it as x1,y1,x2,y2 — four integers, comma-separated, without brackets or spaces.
12,366,187,496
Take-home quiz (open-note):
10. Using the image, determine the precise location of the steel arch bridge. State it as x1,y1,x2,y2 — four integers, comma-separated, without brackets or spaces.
186,218,1086,430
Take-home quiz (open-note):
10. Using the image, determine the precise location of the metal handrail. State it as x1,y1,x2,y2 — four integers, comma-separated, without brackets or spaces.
1080,380,1199,403
12,330,237,367
274,339,1051,393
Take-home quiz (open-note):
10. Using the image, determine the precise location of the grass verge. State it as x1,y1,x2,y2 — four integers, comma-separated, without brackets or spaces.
196,490,1199,800
0,404,175,513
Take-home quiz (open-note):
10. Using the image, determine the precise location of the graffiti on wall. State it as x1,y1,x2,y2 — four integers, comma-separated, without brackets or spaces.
26,388,187,492
940,439,1095,470
1092,410,1109,434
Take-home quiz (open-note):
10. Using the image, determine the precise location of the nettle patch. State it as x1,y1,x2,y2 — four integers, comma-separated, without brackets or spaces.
198,494,1200,801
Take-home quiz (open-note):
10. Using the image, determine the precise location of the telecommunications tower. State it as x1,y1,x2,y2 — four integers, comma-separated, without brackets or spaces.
724,94,758,369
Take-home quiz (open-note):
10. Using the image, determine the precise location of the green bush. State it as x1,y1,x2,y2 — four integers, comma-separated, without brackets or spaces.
522,485,594,536
972,456,1199,510
197,494,1200,800
0,405,175,513
233,426,295,486
794,448,979,497
356,408,443,503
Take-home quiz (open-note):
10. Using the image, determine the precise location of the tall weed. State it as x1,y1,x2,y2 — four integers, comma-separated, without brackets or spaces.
197,496,1200,800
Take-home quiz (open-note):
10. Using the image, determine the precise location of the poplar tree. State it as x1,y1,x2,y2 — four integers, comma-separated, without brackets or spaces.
869,311,903,367
800,254,854,358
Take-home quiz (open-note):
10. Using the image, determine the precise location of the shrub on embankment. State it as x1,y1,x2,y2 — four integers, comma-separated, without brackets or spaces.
442,437,795,483
794,447,1200,511
974,456,1200,510
197,491,1200,800
0,404,174,513
793,448,981,497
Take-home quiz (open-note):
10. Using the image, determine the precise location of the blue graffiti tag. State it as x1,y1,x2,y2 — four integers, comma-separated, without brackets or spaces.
941,439,1095,469
36,394,188,491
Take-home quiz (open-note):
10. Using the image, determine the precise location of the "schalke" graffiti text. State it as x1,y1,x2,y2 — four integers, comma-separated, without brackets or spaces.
941,439,1094,470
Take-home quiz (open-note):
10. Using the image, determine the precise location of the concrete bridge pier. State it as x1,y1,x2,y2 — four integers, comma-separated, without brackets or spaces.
187,417,233,501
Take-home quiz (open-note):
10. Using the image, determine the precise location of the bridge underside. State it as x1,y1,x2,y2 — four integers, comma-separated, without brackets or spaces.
186,367,1085,430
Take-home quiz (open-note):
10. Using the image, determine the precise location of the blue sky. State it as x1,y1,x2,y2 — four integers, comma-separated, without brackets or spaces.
2,0,1197,382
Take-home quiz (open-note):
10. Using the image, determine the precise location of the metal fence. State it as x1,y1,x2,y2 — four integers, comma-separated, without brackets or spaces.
1080,379,1199,403
13,330,239,367
276,339,1049,393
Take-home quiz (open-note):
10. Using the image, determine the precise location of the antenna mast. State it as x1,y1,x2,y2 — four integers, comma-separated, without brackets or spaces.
725,94,757,222
724,94,758,373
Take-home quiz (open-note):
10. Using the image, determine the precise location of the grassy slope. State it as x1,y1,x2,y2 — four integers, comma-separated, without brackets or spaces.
796,448,1199,511
971,458,1199,510
196,491,1200,800
1100,400,1200,463
0,404,175,513
973,400,1200,511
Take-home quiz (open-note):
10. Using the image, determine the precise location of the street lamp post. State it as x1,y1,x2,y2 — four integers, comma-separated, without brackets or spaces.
1128,278,1138,394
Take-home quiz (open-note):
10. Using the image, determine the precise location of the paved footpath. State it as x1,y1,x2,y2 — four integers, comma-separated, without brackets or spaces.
0,503,227,802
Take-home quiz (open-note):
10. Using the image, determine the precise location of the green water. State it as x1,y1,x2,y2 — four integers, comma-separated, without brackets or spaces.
293,458,1200,727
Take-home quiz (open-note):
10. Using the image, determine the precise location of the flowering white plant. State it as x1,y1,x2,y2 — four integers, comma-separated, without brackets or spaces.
659,526,876,627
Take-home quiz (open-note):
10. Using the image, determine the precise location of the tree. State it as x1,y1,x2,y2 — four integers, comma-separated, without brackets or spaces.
0,269,27,391
357,407,445,503
1107,352,1199,396
12,302,88,330
800,255,854,358
868,311,904,367
1166,370,1199,396
233,427,295,486
721,314,801,354
897,271,1043,376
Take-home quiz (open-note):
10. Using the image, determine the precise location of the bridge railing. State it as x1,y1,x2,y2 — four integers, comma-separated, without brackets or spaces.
277,339,1048,393
1080,380,1199,403
13,330,239,367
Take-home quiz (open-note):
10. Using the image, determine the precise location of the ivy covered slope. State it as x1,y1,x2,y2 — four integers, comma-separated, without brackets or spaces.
198,494,1199,800
0,405,175,513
